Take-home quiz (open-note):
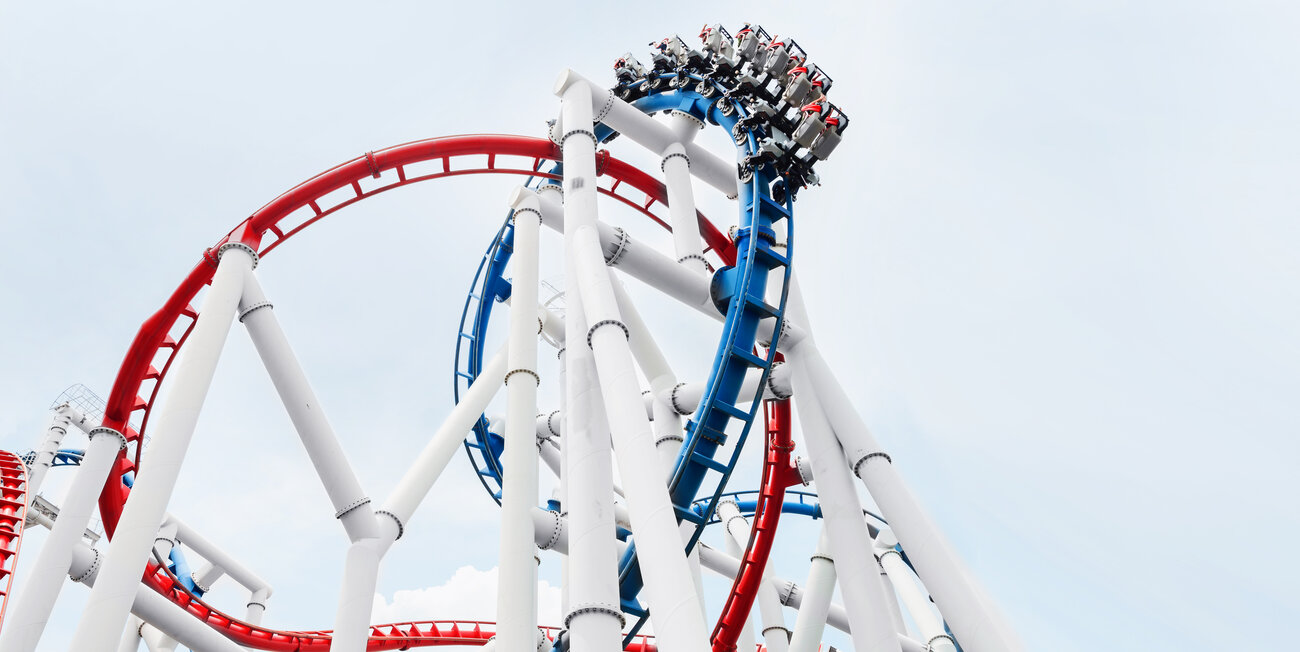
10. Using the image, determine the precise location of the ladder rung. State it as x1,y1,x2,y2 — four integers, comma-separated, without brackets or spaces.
743,295,780,317
712,399,749,420
689,450,729,473
731,347,768,368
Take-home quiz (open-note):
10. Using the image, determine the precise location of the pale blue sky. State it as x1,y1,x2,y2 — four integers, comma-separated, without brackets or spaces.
2,1,1298,650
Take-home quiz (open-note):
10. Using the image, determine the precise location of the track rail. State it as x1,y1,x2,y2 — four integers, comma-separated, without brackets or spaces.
0,451,30,632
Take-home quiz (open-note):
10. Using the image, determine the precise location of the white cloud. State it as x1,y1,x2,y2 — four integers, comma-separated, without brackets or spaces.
372,565,564,628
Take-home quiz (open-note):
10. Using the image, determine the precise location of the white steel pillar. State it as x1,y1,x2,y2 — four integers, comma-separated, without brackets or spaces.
496,194,544,651
26,406,75,498
555,185,623,651
800,346,1021,652
117,616,143,652
661,142,708,276
238,272,379,542
557,71,710,652
788,527,836,652
790,359,901,652
875,531,957,652
0,426,126,652
68,241,255,650
716,499,790,652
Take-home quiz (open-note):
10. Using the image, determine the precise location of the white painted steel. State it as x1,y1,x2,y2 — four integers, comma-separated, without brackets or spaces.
239,272,379,542
117,616,143,652
26,406,75,498
165,516,273,623
560,77,710,652
382,347,507,525
496,191,543,652
67,243,254,650
661,142,708,276
800,345,1021,652
557,272,622,652
554,69,738,198
787,527,836,652
876,531,957,652
331,538,383,652
0,426,125,652
789,359,901,652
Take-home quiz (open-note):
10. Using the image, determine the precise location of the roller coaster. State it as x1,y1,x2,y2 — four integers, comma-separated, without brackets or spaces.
0,24,1021,652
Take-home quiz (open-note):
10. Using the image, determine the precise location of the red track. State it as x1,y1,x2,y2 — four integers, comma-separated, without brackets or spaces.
65,134,784,650
0,451,30,632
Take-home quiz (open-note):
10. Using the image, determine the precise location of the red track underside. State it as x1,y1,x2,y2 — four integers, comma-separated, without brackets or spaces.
82,134,788,650
0,452,30,632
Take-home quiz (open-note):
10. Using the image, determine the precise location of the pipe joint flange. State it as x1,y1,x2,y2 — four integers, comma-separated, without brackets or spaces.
564,602,626,629
852,451,893,478
560,128,597,148
512,206,543,225
537,316,544,335
71,547,101,583
761,625,793,640
375,509,405,541
586,319,629,348
333,496,372,520
246,600,268,610
777,580,798,606
604,227,630,266
758,318,789,348
927,634,958,651
876,547,904,564
794,456,813,485
538,509,563,551
556,346,566,360
594,89,616,124
669,382,692,416
191,571,213,593
767,361,793,400
504,368,541,386
668,109,705,130
538,182,563,198
545,410,562,439
661,150,691,172
677,253,709,268
654,433,684,448
810,552,834,564
217,241,260,269
238,300,274,323
87,426,128,451
724,512,749,534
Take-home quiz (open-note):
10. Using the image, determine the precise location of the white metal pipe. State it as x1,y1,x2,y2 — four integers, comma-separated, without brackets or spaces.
239,272,379,542
497,192,544,652
554,69,738,198
790,359,901,652
661,142,708,276
876,531,957,652
879,552,909,637
330,537,383,652
382,346,507,526
0,426,125,652
725,534,758,652
788,527,836,652
117,616,143,652
556,171,624,652
799,345,1021,652
246,586,270,626
560,78,710,652
67,242,255,650
140,625,178,652
191,561,225,593
610,276,684,477
67,542,247,652
26,406,74,498
717,500,789,652
167,516,271,599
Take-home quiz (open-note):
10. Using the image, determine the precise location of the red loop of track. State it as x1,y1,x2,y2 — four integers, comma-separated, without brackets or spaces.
0,452,30,631
710,353,799,652
90,134,749,650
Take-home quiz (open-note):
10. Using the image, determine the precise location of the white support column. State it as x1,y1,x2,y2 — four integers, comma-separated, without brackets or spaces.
0,426,126,652
238,272,379,542
789,359,901,652
166,517,272,624
139,625,178,652
381,345,507,527
557,73,710,652
26,406,75,498
800,346,1021,652
788,527,836,652
496,192,544,652
661,142,708,276
190,562,225,594
716,499,790,652
875,531,957,652
68,241,255,650
558,269,623,652
117,616,143,652
609,278,682,477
